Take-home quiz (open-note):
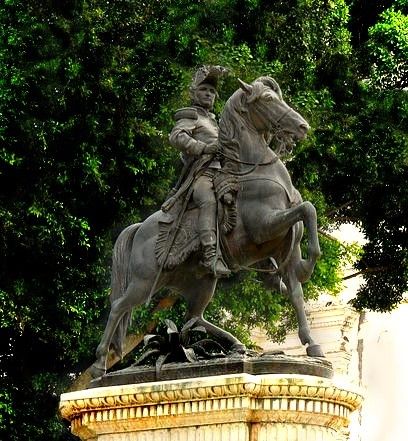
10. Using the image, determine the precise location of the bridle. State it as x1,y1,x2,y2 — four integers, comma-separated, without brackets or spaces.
217,94,299,275
217,151,278,176
218,100,294,176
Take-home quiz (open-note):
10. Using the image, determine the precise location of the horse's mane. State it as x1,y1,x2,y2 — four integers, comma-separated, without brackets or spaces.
218,76,281,171
218,89,245,171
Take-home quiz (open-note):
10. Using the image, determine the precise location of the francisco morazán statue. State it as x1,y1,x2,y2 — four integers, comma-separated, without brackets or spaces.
91,66,324,378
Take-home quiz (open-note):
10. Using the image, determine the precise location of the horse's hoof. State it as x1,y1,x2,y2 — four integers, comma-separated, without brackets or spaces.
89,363,106,379
307,344,325,358
296,259,315,283
229,343,246,354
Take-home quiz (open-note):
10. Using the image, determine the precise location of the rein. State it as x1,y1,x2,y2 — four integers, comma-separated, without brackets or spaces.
218,150,279,177
274,107,292,126
220,150,278,166
236,264,280,274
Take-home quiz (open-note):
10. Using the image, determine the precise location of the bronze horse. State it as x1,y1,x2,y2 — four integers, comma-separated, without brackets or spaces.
91,77,323,377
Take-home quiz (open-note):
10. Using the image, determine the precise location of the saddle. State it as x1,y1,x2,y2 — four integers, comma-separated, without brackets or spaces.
155,172,238,270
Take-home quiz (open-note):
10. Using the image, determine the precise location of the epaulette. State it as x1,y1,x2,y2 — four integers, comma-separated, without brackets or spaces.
173,107,198,121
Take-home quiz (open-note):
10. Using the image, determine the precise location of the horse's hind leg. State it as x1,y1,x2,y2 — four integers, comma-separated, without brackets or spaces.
283,248,324,357
182,276,246,353
91,277,153,376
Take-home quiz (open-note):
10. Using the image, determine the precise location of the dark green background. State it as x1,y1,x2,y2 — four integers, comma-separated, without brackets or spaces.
1,1,407,439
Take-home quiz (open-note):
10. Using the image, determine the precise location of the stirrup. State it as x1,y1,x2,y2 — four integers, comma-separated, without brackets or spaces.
200,257,231,278
213,259,231,277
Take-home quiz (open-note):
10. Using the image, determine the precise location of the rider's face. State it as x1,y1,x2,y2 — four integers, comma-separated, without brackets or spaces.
193,83,216,110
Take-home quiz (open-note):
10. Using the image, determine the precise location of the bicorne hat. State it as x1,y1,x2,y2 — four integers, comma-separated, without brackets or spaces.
190,65,228,90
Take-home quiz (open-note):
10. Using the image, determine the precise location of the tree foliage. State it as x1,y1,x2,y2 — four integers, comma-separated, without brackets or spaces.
366,0,408,89
0,1,406,439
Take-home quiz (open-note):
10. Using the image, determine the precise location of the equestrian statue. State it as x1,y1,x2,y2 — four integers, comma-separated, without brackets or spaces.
91,67,324,377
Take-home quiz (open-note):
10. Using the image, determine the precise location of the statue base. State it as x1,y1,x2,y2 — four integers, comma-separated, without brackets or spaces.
60,369,362,440
89,354,333,388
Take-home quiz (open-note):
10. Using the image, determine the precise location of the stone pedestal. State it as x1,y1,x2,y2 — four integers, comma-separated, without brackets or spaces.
252,304,361,377
60,373,362,441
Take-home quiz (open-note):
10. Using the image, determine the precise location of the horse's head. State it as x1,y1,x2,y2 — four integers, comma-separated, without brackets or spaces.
238,77,309,152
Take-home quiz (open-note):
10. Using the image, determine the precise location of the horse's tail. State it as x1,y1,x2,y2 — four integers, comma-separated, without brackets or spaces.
110,223,141,357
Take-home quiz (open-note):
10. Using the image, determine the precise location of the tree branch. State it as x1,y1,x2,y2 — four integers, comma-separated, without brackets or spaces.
318,228,340,242
68,295,177,392
326,200,354,218
332,216,359,223
342,266,388,281
318,228,353,251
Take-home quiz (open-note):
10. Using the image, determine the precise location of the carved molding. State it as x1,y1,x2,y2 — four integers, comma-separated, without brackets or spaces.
60,374,362,439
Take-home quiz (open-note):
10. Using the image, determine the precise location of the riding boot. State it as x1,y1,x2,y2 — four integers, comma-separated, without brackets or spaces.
196,180,230,277
199,230,230,277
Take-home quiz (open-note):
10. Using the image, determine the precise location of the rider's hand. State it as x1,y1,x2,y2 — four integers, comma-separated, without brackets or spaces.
223,192,233,205
203,142,218,154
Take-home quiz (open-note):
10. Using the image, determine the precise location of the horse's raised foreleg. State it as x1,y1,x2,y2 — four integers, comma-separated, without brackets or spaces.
283,250,324,357
294,201,321,283
183,276,246,353
255,201,320,281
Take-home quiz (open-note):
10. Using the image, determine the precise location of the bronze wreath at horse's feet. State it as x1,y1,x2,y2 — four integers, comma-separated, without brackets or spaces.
91,73,324,378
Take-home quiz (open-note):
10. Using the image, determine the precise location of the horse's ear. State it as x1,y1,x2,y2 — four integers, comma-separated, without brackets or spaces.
238,78,253,95
269,77,282,99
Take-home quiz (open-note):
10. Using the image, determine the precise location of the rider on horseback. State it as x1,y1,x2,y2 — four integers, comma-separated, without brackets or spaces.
165,66,230,277
91,75,323,378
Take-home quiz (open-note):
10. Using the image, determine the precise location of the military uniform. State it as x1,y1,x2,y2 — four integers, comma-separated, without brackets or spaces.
169,106,220,167
168,105,229,276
